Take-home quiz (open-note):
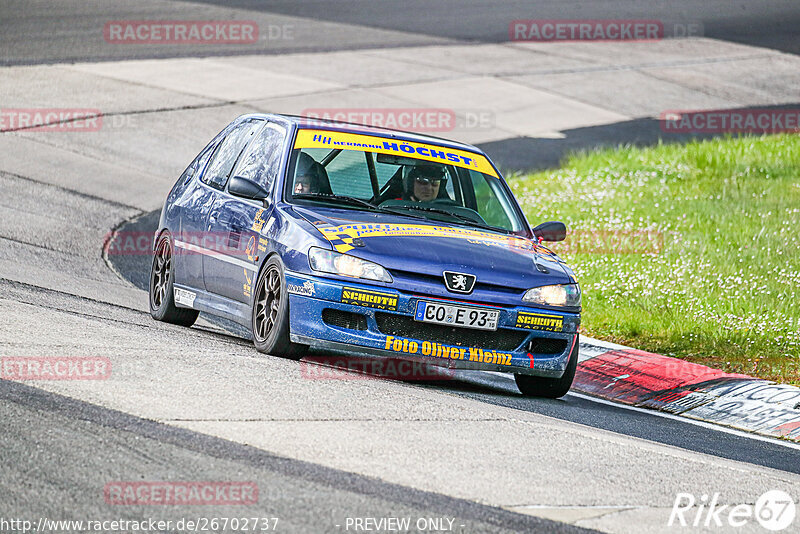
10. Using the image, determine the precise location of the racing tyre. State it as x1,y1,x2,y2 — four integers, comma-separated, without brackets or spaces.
515,335,579,399
149,233,199,327
252,256,305,358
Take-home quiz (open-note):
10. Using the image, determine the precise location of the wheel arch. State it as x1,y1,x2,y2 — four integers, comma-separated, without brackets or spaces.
252,250,284,302
153,227,172,252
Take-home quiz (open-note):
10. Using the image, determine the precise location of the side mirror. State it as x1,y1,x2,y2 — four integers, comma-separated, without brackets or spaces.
229,176,270,205
533,221,567,242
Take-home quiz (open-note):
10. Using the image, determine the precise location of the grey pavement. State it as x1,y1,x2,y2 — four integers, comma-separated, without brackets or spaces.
0,376,581,534
1,7,800,533
2,0,799,65
2,280,799,533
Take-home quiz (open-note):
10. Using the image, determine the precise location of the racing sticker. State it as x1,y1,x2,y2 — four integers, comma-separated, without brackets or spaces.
242,236,258,298
251,209,266,232
315,221,551,255
515,311,563,332
341,287,398,311
251,211,276,236
245,235,257,262
294,129,498,177
243,268,253,298
174,288,196,307
288,280,315,296
384,335,512,366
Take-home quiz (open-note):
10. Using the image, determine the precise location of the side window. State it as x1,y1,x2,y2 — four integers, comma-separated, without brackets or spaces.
202,120,262,190
234,123,286,191
180,142,216,186
469,170,516,231
374,158,398,190
325,150,373,199
442,166,457,201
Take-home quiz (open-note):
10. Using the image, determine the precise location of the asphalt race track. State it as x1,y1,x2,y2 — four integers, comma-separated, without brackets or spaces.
111,211,800,476
3,0,800,64
2,2,800,533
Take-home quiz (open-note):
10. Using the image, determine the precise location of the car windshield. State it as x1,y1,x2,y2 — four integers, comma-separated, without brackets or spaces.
285,130,526,234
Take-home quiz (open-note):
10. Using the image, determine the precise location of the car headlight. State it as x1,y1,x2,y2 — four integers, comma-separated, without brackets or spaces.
308,247,393,283
523,284,581,307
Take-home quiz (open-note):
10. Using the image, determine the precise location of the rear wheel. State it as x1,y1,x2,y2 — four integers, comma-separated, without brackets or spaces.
515,335,579,398
149,233,199,327
252,256,305,357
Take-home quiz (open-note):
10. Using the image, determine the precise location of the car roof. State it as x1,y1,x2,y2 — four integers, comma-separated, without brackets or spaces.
239,113,486,155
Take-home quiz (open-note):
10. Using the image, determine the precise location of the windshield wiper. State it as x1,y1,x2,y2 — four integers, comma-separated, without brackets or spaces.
293,193,381,210
389,204,510,234
292,193,427,219
292,194,507,233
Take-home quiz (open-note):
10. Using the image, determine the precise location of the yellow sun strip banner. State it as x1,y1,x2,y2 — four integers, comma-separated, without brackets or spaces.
294,129,498,177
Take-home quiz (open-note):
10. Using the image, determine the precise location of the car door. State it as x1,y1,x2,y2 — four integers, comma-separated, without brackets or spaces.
174,119,260,295
203,120,287,303
169,137,221,291
189,119,263,298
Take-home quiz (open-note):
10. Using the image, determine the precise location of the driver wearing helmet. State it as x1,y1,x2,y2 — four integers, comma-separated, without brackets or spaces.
403,165,447,202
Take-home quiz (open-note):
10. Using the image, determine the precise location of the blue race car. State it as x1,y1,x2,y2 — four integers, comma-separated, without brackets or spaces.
150,114,581,397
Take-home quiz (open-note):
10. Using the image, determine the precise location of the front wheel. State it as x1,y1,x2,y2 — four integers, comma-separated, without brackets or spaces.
515,335,579,399
251,256,305,357
149,233,199,327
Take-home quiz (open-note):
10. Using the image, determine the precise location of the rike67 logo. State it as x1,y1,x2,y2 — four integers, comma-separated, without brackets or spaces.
669,490,796,531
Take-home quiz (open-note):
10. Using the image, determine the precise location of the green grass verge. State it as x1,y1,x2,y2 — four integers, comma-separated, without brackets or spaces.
511,134,800,385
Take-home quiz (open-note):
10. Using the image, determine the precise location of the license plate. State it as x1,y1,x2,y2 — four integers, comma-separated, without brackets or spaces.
414,301,499,331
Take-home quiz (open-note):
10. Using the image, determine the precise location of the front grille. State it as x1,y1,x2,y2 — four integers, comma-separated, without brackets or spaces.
322,309,368,330
387,269,523,296
527,337,568,355
375,312,528,351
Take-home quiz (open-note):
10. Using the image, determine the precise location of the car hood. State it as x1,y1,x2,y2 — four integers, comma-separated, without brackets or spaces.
292,205,572,290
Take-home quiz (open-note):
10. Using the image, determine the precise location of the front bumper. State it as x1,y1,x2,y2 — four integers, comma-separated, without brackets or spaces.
285,270,580,378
